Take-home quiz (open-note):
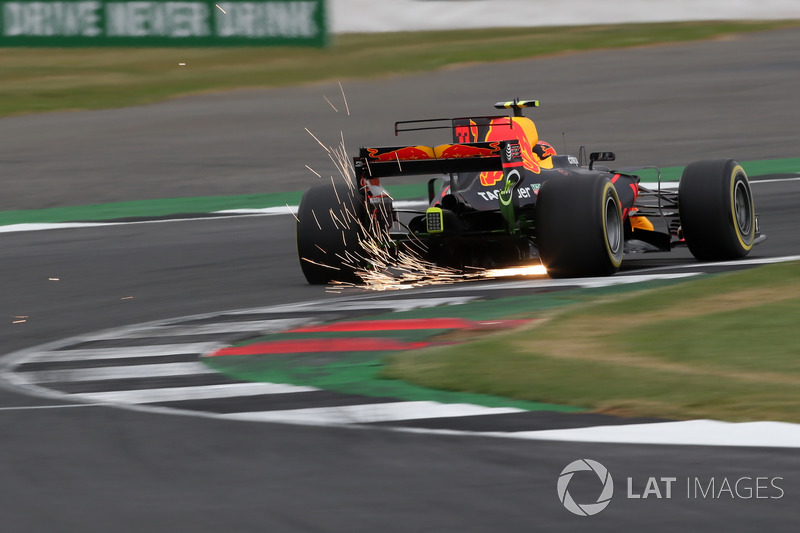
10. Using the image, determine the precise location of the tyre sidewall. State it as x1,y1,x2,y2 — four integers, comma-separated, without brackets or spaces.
296,181,366,284
679,159,755,260
537,175,623,278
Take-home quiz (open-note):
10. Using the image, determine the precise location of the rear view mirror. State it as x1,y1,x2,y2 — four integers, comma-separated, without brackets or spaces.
589,151,615,170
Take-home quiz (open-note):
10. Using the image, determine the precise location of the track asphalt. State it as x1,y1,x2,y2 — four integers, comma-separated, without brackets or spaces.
1,28,799,532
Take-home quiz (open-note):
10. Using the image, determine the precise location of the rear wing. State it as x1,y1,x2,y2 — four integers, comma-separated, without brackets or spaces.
354,141,510,179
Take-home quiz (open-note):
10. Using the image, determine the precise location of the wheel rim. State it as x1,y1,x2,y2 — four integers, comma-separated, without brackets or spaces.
605,195,622,256
733,179,753,239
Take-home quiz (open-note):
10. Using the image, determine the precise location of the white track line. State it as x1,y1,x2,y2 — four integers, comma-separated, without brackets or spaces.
409,272,701,295
86,319,306,340
623,255,800,276
208,297,477,315
751,176,800,184
74,382,319,404
0,209,294,234
251,297,477,312
27,343,222,362
0,404,100,411
221,401,523,425
493,420,800,449
21,362,216,384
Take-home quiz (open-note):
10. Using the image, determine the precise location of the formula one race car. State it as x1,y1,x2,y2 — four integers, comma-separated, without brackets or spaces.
296,99,764,284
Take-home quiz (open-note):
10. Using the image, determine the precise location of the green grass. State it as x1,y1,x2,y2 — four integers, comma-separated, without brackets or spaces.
3,20,800,117
205,347,581,412
618,299,800,374
383,261,800,422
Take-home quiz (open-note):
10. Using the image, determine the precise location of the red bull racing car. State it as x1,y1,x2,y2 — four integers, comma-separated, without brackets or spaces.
296,99,764,283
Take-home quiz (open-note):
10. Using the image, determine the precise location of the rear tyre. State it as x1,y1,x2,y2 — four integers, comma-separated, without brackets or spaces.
679,159,755,261
296,181,367,285
537,175,623,278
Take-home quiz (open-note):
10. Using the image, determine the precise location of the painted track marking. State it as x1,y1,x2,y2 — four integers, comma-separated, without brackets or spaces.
21,362,217,383
3,275,800,447
26,343,223,362
221,402,524,425
75,382,320,404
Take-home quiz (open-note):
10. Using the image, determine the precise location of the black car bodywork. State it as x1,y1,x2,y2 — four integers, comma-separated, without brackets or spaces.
297,100,764,284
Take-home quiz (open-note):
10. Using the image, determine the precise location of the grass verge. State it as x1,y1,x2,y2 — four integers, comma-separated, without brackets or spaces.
3,20,800,117
382,261,800,422
203,278,698,412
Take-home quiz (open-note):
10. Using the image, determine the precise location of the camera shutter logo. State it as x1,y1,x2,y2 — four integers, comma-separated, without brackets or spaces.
557,459,614,516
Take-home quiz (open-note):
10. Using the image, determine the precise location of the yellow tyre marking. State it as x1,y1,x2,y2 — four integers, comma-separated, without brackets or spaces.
602,182,623,268
730,165,754,251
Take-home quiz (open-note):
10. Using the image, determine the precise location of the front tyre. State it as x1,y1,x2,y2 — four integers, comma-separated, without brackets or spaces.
537,175,623,278
679,159,755,261
296,181,367,285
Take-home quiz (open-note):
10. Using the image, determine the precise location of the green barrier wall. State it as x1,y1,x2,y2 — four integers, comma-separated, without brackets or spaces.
0,0,326,46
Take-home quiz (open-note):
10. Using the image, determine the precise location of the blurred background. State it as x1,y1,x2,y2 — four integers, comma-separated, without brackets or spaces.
1,0,799,212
